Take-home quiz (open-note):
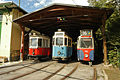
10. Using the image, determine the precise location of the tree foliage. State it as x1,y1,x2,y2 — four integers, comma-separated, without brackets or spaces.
88,0,120,66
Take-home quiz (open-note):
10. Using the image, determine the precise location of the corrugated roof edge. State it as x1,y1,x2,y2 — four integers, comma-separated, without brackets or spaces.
13,3,114,22
0,1,27,14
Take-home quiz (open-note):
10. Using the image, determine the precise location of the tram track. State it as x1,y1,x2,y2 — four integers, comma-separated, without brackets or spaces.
9,62,53,80
93,67,97,80
0,60,40,75
0,61,97,80
0,63,35,75
43,64,66,80
0,61,31,69
60,63,79,80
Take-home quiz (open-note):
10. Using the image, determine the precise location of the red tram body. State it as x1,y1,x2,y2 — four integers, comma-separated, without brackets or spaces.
28,33,51,59
29,48,51,56
77,29,94,65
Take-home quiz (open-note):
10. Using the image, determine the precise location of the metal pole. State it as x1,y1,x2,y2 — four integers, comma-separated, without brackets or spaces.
19,0,20,7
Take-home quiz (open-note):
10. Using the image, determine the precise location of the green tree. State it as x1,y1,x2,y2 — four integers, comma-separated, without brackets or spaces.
88,0,120,67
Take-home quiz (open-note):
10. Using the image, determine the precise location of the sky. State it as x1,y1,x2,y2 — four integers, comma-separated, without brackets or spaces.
0,0,89,12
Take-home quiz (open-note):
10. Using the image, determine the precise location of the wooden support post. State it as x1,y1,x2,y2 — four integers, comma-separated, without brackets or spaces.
102,13,107,65
19,24,25,61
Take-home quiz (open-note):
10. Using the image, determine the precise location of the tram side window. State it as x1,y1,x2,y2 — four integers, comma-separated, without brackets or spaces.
56,37,63,46
46,40,48,47
68,39,71,47
30,38,37,47
38,39,42,47
44,39,46,47
48,40,50,47
43,39,45,47
65,38,67,46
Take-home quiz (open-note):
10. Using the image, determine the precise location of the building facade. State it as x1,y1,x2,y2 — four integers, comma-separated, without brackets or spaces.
0,2,27,61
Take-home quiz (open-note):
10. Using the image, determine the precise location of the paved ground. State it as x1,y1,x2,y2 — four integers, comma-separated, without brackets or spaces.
0,60,106,80
104,66,120,80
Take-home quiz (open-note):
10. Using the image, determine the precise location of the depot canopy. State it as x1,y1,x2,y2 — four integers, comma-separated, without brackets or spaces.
13,4,113,40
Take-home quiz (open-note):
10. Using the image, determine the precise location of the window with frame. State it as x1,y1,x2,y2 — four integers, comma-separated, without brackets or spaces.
80,38,92,48
44,39,46,47
43,39,45,47
68,39,71,46
65,38,67,46
48,40,50,47
30,38,37,47
38,39,42,47
46,40,48,47
56,37,63,46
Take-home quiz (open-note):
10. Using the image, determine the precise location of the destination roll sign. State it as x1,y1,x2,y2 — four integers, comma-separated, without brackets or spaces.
80,29,93,37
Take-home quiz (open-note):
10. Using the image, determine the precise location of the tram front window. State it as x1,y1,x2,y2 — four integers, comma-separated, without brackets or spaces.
80,38,92,48
30,38,37,47
56,37,63,46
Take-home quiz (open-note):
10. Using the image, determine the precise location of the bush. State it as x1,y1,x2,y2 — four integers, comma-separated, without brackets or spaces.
108,46,120,67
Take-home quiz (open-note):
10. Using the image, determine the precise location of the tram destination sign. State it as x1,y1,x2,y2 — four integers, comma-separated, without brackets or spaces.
80,29,93,37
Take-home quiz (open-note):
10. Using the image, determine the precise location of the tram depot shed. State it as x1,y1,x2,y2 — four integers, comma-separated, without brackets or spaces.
13,4,113,64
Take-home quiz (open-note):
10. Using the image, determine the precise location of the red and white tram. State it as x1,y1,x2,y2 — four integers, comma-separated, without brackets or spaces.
28,33,51,60
77,29,94,66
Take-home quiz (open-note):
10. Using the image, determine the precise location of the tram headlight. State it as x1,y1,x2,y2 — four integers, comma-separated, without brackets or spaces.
85,54,88,58
57,51,61,55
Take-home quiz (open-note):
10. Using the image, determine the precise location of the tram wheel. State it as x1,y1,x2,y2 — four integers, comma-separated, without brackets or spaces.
89,62,92,67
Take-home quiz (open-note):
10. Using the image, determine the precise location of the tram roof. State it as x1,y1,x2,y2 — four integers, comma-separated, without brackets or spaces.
13,4,113,40
30,35,50,39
